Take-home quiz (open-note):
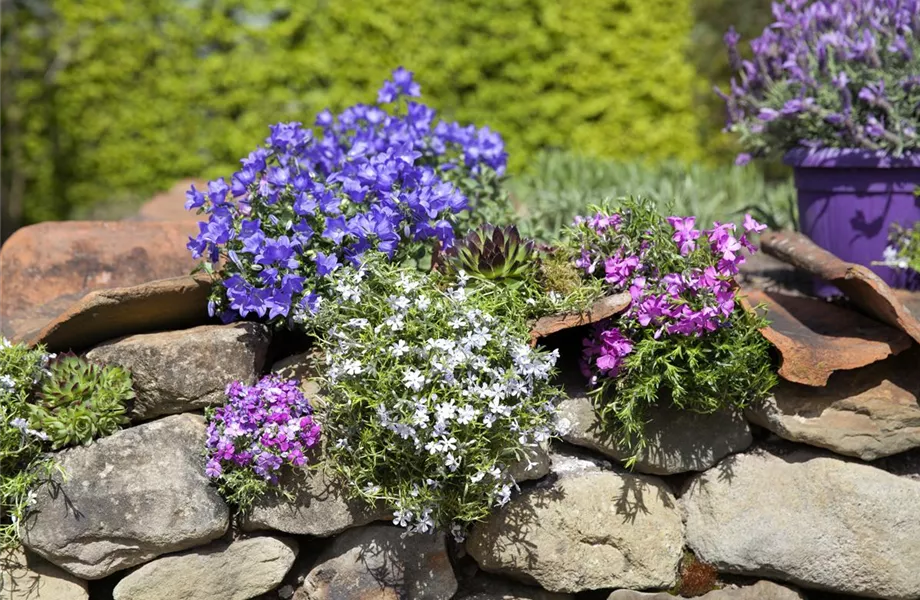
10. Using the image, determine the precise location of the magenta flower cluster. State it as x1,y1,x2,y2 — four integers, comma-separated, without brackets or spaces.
718,0,920,162
205,375,321,484
578,210,767,382
186,67,507,326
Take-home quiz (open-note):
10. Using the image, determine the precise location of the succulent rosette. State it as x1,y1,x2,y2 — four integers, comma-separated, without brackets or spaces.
187,67,508,327
452,224,536,285
718,0,920,163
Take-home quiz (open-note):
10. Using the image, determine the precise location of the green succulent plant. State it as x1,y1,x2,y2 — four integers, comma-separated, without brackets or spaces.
452,224,537,287
29,355,133,449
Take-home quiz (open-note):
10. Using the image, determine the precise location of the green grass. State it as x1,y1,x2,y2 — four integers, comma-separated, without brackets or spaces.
507,151,798,242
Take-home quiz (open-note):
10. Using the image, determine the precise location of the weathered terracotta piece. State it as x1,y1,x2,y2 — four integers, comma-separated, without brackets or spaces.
1,220,199,340
528,292,631,345
760,230,920,344
744,288,911,387
19,275,214,353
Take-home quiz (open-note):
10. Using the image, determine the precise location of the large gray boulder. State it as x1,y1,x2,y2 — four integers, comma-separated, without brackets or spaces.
86,322,270,420
683,446,920,599
23,414,229,579
0,548,89,600
112,535,298,600
296,524,457,600
557,378,751,474
607,581,805,600
745,350,920,461
467,455,684,593
242,464,389,537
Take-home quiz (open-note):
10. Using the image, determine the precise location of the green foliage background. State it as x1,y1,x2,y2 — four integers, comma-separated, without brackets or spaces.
1,0,702,230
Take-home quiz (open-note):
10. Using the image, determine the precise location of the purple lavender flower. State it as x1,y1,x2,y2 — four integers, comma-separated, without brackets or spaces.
717,0,920,159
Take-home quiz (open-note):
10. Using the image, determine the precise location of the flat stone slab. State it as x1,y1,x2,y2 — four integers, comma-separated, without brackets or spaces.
18,275,213,352
87,322,270,420
746,347,920,461
467,464,684,593
23,414,229,579
744,288,911,386
529,293,631,345
607,581,805,600
683,446,920,599
112,535,298,600
0,548,89,600
1,220,199,341
297,524,457,600
760,230,920,344
557,375,751,474
242,464,389,538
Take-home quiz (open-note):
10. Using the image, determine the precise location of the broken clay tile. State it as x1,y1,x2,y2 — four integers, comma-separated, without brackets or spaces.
529,292,631,346
744,288,912,387
18,275,215,353
760,230,920,344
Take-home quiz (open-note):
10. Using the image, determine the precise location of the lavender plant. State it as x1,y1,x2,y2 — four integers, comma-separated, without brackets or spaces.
205,375,321,511
315,256,561,537
564,198,776,461
186,67,510,328
718,0,920,163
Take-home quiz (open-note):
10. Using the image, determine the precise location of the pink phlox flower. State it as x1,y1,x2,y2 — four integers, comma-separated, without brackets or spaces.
743,213,768,234
667,216,701,255
604,252,640,288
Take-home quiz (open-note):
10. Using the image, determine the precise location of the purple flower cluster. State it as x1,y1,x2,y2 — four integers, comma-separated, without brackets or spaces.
187,67,507,325
718,0,920,161
577,206,767,381
205,375,321,484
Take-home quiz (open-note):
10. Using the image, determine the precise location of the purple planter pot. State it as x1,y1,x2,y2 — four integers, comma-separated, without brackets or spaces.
785,147,920,297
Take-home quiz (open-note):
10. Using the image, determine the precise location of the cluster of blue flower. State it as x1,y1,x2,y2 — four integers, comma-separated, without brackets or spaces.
187,67,507,326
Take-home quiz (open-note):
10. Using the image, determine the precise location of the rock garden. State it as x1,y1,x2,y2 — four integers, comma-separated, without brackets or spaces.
3,4,920,600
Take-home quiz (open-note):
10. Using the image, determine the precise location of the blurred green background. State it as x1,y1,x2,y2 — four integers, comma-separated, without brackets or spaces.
0,0,787,243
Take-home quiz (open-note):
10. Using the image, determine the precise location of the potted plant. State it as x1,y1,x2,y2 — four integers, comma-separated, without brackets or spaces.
718,0,920,295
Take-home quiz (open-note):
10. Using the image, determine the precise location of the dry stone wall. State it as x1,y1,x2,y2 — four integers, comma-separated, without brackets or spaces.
3,221,920,600
6,319,918,600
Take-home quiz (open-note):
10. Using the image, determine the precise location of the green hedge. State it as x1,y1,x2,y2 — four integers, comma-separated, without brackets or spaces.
2,0,700,224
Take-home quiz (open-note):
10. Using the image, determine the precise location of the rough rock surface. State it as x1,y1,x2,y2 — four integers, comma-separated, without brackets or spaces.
455,574,573,600
17,275,213,352
243,464,388,537
607,581,805,600
746,348,920,460
87,323,270,420
558,377,751,474
507,443,551,482
112,535,298,600
467,461,684,593
0,548,89,600
683,447,920,599
0,221,198,342
23,414,229,579
297,524,457,600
